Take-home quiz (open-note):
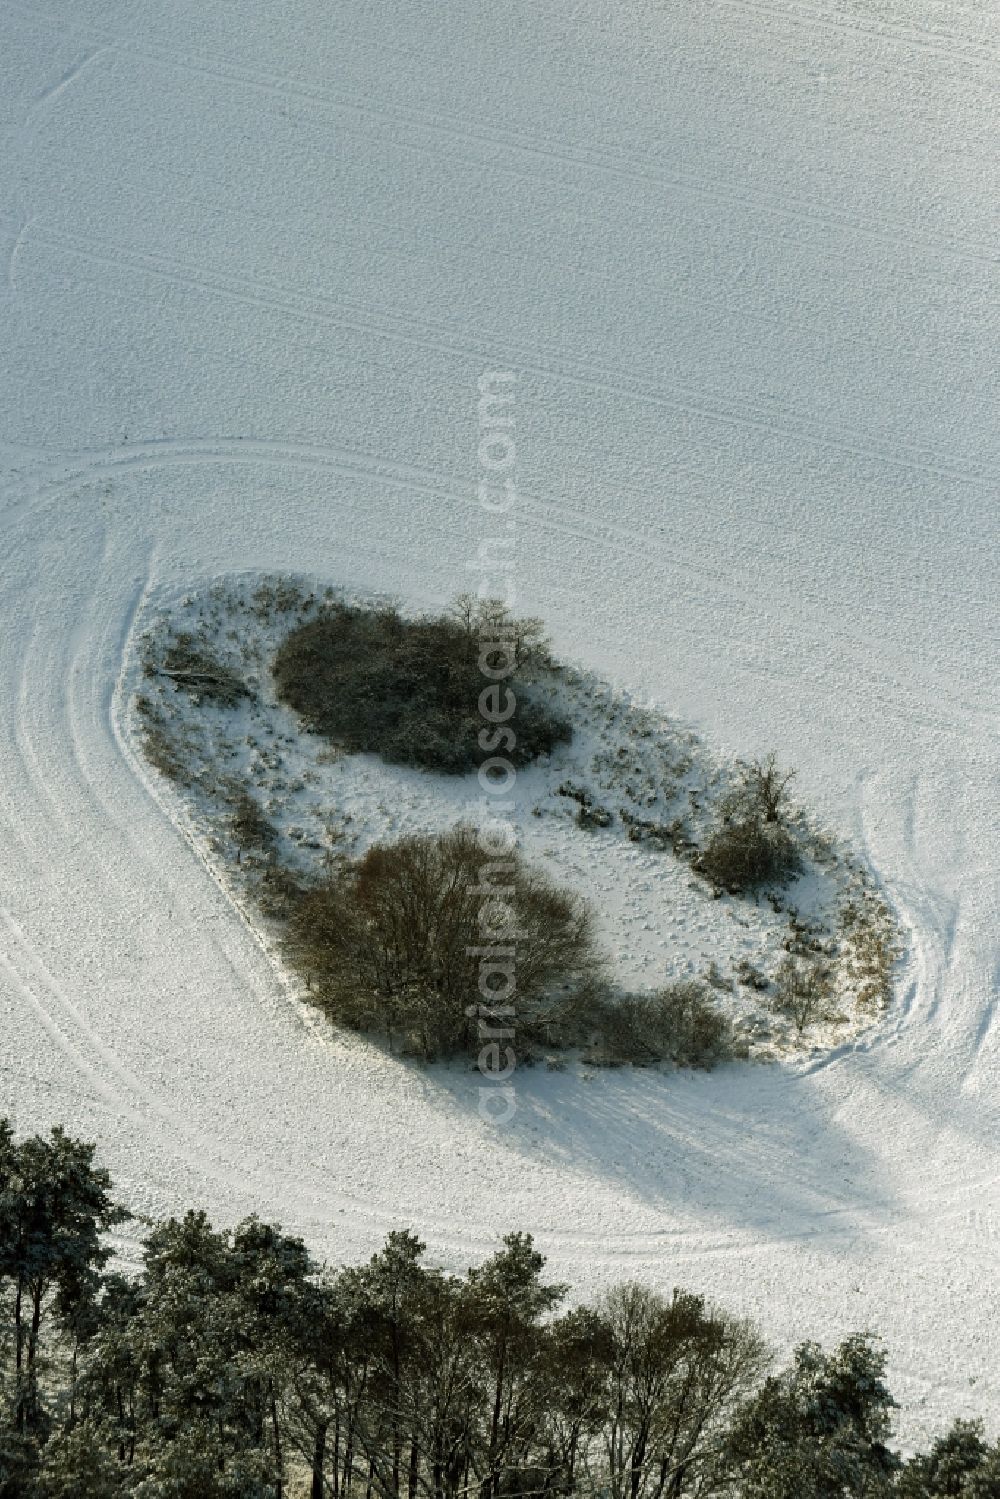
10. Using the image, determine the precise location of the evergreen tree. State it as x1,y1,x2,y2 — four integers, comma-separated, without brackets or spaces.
723,1334,899,1498
78,1210,314,1497
897,1419,1000,1499
465,1233,566,1499
0,1122,126,1439
32,1422,124,1499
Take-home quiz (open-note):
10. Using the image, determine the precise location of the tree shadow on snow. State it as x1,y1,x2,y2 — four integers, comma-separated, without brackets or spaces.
423,1056,897,1253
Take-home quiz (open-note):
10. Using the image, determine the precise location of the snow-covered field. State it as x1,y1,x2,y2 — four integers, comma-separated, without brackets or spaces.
1,0,997,1446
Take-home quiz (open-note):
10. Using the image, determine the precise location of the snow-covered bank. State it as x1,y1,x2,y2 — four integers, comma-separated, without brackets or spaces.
1,0,998,1445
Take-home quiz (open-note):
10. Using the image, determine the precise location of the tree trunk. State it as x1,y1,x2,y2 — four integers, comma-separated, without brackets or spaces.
13,1280,24,1430
312,1421,329,1499
485,1351,506,1499
271,1381,284,1499
20,1283,44,1430
117,1389,126,1464
630,1428,648,1499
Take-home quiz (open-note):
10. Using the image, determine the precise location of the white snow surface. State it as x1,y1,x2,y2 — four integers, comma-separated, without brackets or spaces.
1,0,998,1446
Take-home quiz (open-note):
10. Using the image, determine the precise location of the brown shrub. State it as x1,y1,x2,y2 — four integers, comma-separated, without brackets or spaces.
272,600,570,774
696,817,800,895
284,826,602,1057
589,981,740,1069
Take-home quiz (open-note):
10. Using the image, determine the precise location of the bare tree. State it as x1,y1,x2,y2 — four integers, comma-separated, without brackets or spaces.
770,955,835,1035
591,1283,769,1499
448,593,550,668
741,754,796,826
699,754,800,894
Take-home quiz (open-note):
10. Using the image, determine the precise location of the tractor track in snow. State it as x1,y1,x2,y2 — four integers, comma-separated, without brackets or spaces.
7,3,997,273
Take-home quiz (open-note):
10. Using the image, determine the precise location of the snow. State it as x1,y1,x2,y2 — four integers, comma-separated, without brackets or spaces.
1,0,998,1447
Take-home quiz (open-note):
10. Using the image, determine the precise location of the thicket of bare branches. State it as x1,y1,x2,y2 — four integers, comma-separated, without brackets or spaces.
273,599,570,773
588,982,742,1069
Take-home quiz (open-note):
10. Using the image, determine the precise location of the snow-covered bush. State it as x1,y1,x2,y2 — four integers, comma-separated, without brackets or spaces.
228,790,276,851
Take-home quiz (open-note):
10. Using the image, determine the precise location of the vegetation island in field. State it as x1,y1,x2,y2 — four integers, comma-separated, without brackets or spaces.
132,576,900,1069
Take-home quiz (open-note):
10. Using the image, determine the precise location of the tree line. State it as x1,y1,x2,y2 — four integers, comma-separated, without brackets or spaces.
2,1122,997,1498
